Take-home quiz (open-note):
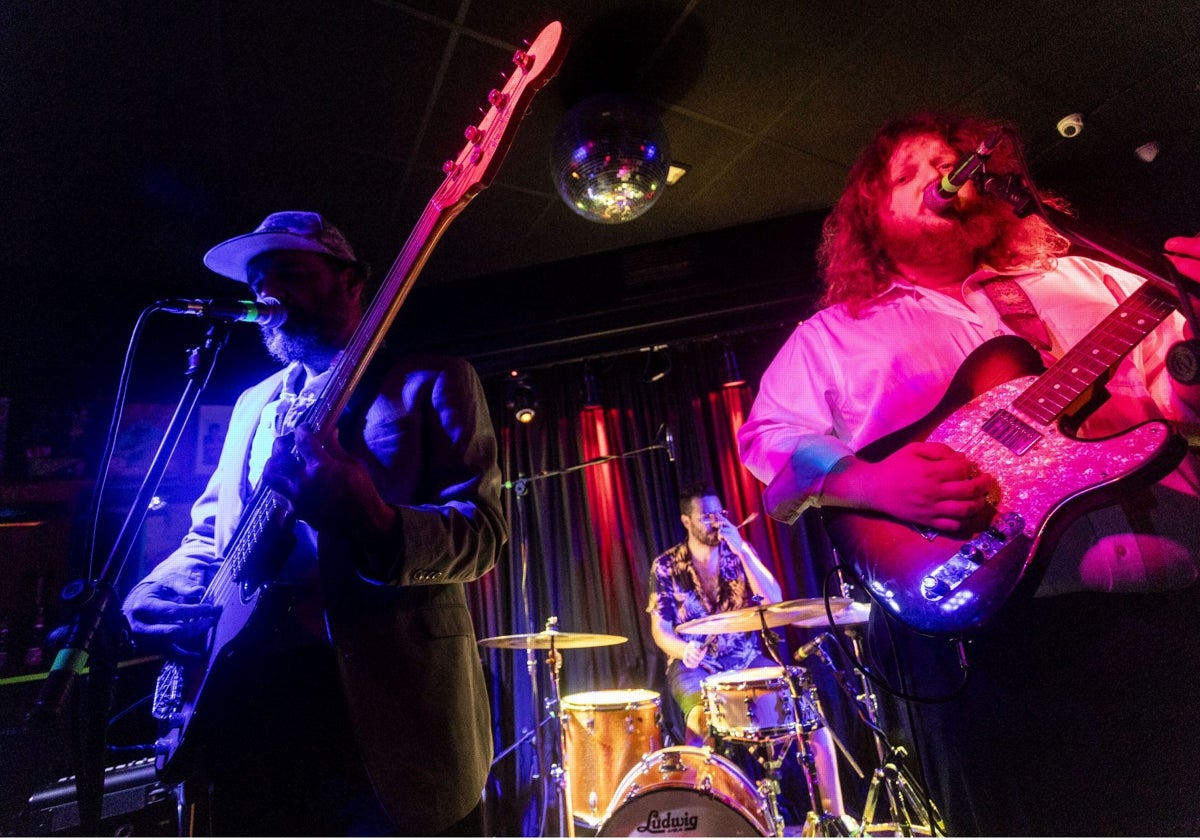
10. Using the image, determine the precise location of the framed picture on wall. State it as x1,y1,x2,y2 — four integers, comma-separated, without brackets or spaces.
195,404,234,474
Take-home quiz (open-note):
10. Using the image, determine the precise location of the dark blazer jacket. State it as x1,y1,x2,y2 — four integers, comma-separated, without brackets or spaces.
128,353,506,834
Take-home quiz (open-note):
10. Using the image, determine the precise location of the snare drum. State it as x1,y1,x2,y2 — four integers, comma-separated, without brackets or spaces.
701,665,820,741
561,689,664,827
597,745,774,837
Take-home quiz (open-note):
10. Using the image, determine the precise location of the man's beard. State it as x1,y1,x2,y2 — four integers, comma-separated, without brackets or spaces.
880,203,1002,271
690,522,721,547
261,325,342,369
260,304,352,370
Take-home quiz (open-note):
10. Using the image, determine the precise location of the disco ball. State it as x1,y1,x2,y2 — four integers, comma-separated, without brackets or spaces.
551,92,671,224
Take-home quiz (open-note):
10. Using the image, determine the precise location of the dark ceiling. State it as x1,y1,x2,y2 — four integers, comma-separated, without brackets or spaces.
3,0,1200,394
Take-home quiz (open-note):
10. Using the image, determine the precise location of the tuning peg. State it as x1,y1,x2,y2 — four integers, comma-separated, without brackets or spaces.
464,125,484,144
512,49,533,72
442,160,458,175
488,89,508,108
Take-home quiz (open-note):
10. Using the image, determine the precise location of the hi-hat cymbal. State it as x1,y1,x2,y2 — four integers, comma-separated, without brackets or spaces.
478,630,628,650
676,597,852,635
791,600,872,629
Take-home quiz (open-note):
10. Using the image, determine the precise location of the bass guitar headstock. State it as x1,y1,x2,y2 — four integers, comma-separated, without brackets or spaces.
433,20,568,211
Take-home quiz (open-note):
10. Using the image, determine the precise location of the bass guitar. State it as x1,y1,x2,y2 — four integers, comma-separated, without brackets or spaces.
767,280,1187,636
148,21,567,781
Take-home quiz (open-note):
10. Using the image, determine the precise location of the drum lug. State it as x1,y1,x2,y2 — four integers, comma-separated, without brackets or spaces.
659,750,686,773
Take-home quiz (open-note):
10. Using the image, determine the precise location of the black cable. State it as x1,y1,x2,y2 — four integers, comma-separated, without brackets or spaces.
81,306,158,579
821,565,968,705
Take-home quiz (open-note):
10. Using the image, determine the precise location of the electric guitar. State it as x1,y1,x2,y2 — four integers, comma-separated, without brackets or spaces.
148,21,567,782
766,279,1188,636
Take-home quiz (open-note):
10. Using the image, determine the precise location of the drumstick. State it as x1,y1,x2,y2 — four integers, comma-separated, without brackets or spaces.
735,512,758,528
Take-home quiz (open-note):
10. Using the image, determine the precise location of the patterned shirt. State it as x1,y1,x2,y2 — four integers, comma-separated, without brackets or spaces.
646,540,763,670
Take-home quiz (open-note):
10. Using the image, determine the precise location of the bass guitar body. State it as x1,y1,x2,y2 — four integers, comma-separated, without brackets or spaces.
825,335,1185,636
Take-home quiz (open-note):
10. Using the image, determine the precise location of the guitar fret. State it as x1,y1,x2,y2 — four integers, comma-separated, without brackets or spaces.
1013,282,1176,422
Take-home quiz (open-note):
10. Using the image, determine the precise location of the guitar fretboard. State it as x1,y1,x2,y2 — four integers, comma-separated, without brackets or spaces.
1014,282,1177,425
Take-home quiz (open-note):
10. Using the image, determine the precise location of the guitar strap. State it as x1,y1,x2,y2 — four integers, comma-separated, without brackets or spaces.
979,275,1053,353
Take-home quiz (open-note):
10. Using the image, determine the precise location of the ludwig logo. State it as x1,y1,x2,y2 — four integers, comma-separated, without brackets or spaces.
637,809,700,833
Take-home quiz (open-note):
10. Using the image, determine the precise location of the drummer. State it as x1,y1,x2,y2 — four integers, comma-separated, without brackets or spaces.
646,481,845,816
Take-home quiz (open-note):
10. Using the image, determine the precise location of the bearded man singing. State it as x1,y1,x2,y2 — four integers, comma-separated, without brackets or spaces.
739,111,1200,835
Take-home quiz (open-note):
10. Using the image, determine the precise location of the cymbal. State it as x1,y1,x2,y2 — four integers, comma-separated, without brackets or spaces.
676,597,852,635
791,600,872,629
478,630,628,650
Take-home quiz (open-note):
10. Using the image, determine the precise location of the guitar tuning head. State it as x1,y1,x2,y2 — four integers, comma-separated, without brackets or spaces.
442,160,458,175
488,89,509,108
512,49,533,71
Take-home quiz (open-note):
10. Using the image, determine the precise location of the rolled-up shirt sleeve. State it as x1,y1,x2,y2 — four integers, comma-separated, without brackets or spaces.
738,323,853,510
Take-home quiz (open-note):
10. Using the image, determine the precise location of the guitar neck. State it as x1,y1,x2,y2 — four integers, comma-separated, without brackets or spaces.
1013,281,1177,424
305,200,459,438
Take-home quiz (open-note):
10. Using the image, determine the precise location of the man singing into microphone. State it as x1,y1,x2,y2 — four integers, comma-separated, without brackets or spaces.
121,211,505,836
646,481,846,819
738,111,1200,834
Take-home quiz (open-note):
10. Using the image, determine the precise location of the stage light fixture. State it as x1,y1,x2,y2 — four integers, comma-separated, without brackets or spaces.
505,372,538,424
551,92,671,224
583,365,603,408
721,347,745,388
642,345,671,383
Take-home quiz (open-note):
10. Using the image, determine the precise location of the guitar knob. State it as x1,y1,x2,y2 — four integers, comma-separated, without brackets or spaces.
464,125,483,144
512,50,533,71
442,160,458,175
488,89,508,108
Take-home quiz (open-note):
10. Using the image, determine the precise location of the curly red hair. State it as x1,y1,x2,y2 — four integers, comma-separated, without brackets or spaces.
817,111,1069,313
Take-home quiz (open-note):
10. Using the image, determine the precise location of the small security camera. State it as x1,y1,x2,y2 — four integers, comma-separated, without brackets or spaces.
1057,113,1085,138
1135,141,1160,163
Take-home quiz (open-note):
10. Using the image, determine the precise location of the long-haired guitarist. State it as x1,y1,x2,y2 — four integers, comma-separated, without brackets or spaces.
121,212,506,836
737,112,1200,835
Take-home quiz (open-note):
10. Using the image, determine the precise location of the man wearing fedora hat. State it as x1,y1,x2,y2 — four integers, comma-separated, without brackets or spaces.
122,211,505,835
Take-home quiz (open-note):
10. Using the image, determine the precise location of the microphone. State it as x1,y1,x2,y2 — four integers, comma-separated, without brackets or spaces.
156,297,287,328
923,129,1005,215
664,427,675,462
794,632,830,663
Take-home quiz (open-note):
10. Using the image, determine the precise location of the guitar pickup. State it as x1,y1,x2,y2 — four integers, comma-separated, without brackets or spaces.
920,512,1024,601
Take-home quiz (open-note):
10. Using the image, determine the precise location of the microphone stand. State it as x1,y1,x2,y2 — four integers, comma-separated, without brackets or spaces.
14,318,233,835
502,435,671,837
977,131,1200,383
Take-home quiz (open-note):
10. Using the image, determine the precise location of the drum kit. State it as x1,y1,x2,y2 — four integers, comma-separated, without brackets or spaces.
479,598,942,837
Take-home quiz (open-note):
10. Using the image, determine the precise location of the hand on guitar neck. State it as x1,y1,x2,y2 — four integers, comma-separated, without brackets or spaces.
262,425,397,546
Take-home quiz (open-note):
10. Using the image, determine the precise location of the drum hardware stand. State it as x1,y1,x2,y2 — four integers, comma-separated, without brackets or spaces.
726,598,859,838
846,625,942,837
822,624,944,837
784,664,863,838
541,617,575,839
743,737,790,838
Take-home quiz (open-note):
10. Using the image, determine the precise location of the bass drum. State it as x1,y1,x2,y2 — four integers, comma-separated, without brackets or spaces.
597,746,774,837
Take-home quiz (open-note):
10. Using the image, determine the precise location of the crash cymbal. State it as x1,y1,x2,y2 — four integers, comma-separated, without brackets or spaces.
790,600,872,629
676,597,852,635
478,630,628,650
